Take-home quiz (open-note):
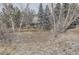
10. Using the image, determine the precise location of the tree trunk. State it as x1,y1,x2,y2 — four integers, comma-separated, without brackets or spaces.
9,16,15,32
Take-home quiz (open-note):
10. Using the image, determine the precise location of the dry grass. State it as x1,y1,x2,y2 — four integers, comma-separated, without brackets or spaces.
0,44,16,55
0,28,79,54
15,28,40,32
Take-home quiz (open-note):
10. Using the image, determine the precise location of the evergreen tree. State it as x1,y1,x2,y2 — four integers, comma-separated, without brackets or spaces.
38,3,45,30
44,5,51,30
63,3,69,18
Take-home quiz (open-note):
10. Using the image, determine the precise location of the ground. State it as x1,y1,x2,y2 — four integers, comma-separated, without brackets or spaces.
0,28,79,55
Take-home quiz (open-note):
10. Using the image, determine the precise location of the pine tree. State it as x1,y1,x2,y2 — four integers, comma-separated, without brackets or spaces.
38,3,45,30
44,5,51,30
63,3,69,19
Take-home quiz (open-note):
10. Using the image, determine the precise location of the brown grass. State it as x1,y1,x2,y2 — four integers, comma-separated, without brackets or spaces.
0,44,16,55
0,28,79,54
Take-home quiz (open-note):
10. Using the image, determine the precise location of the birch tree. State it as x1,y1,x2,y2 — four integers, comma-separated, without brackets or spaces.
51,3,79,36
2,3,16,32
19,4,34,31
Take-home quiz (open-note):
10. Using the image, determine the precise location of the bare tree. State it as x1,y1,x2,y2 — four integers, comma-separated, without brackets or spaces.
2,3,16,32
19,12,24,31
51,3,79,36
19,4,34,32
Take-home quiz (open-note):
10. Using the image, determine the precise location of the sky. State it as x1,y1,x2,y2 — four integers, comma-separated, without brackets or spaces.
0,3,51,13
14,3,48,13
29,3,40,12
0,3,40,13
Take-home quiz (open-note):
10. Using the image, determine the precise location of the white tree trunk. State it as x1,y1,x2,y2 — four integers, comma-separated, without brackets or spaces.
19,14,24,32
9,16,15,32
19,19,23,32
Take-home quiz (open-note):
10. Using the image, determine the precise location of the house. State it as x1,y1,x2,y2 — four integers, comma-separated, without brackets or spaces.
30,15,40,29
